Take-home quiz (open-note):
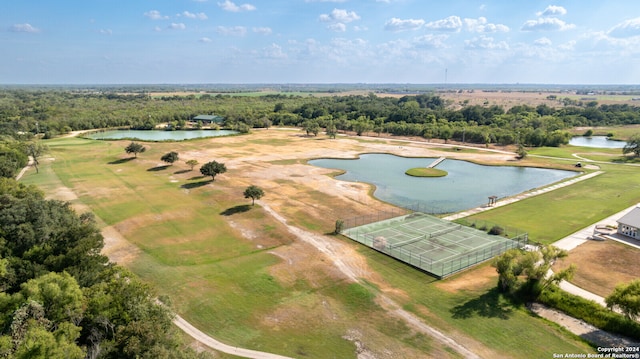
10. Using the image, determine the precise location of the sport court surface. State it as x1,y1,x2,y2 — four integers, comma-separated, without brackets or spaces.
342,212,527,278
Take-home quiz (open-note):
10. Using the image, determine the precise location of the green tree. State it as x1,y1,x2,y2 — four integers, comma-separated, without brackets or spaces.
302,120,320,136
23,141,47,174
243,185,264,205
605,279,640,321
494,245,574,299
352,116,373,136
20,272,84,325
186,159,199,171
515,144,528,159
125,142,145,158
623,133,640,157
161,151,179,165
200,161,227,181
325,121,337,139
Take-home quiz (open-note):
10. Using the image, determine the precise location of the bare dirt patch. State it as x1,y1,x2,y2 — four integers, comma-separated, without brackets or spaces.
436,264,497,293
553,239,640,297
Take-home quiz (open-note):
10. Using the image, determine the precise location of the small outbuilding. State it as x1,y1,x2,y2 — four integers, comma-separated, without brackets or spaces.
192,115,224,124
616,205,640,240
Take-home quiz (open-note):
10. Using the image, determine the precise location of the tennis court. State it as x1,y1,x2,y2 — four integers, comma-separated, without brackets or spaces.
341,212,527,278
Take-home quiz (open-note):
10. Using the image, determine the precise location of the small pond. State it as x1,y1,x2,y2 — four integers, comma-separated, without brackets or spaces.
86,129,239,141
309,154,577,213
569,136,627,148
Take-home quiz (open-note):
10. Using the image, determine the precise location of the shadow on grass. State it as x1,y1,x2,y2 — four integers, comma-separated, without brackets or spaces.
174,169,191,174
189,175,206,180
612,156,640,164
108,157,135,165
147,165,170,172
221,204,251,216
181,180,212,189
450,287,513,320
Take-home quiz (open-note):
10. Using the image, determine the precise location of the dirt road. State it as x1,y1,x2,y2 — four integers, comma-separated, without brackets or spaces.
260,202,481,359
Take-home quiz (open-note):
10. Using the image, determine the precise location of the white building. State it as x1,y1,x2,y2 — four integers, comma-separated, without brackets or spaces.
616,206,640,240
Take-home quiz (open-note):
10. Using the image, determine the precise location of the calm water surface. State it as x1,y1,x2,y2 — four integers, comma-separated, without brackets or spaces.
309,154,577,213
86,129,238,141
569,136,626,148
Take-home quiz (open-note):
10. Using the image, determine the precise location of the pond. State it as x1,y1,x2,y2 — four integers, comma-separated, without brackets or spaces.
85,129,239,141
569,136,627,148
309,154,577,213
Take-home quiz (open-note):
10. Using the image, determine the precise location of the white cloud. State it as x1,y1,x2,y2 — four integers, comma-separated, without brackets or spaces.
305,0,346,2
425,16,463,32
558,40,576,51
327,23,347,32
464,17,509,33
9,23,40,33
464,35,509,50
199,37,213,43
384,18,424,32
154,26,162,32
216,26,247,36
168,23,186,30
534,37,552,46
413,34,448,49
319,9,360,23
537,5,567,17
180,11,208,20
521,17,575,31
608,17,640,38
253,27,273,35
99,29,113,35
262,44,288,59
218,0,256,12
144,10,169,20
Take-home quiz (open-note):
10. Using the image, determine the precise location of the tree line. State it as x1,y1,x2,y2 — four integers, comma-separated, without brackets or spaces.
2,90,640,147
0,178,211,358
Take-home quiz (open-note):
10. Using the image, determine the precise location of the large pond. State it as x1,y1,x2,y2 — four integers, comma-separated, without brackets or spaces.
85,129,239,141
569,136,627,148
309,154,577,213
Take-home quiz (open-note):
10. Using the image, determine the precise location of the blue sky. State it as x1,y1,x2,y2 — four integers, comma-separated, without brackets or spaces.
2,0,640,84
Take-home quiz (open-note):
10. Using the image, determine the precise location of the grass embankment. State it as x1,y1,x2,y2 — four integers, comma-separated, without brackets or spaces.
21,132,601,358
405,167,447,177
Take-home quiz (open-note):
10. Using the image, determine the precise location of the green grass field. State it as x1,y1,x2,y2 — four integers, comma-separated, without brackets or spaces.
20,133,613,357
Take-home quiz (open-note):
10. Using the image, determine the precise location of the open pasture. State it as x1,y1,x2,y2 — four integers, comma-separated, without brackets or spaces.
22,129,602,358
342,212,526,278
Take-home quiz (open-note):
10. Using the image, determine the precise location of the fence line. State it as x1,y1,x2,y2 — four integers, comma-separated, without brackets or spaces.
342,211,529,278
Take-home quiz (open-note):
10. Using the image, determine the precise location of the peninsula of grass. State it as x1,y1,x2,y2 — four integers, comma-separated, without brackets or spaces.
405,167,447,177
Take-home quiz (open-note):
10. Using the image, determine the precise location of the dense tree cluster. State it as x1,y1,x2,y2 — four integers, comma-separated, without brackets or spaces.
0,178,208,358
2,89,640,147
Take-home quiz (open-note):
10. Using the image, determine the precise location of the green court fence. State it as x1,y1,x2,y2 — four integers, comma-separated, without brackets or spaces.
340,210,529,279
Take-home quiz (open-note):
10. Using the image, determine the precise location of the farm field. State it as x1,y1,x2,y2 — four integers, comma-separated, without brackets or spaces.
21,128,638,358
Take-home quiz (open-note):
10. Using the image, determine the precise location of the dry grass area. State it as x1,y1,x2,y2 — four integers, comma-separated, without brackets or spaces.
437,90,638,110
553,239,640,297
436,264,498,294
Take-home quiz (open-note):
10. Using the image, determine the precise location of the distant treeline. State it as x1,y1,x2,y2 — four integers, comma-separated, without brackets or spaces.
2,90,640,147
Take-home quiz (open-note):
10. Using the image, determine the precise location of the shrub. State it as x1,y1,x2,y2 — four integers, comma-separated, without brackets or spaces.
488,225,504,236
539,286,640,340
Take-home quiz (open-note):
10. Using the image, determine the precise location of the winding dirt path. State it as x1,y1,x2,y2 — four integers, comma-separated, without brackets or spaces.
260,201,481,359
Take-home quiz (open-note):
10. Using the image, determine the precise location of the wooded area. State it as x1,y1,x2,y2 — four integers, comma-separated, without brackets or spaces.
2,90,640,149
0,178,208,358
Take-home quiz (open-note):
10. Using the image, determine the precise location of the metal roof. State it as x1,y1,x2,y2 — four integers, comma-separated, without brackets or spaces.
617,206,640,228
192,115,223,121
